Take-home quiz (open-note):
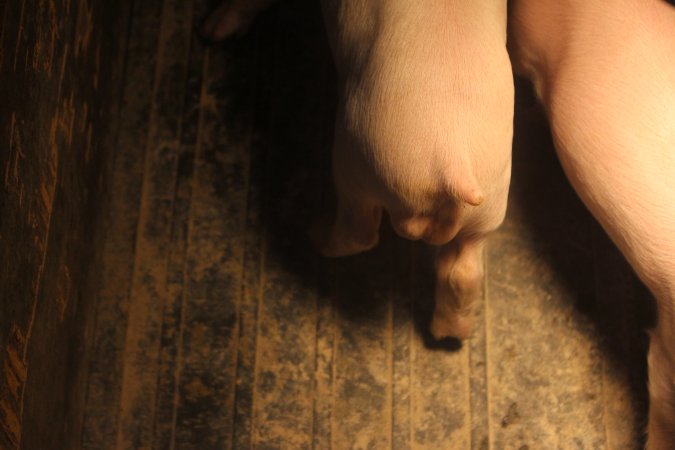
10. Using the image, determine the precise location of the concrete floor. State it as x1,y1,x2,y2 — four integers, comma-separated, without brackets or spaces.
81,0,653,448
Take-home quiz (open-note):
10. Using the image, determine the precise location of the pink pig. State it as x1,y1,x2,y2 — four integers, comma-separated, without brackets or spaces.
202,0,514,340
509,0,675,447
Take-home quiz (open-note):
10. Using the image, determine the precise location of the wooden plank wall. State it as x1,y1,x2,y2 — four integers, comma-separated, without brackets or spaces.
0,0,131,449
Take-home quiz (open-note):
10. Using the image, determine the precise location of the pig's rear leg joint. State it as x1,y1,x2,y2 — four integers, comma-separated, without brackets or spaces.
310,192,382,258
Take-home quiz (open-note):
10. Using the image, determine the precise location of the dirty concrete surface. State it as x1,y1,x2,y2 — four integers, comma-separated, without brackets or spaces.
82,0,653,448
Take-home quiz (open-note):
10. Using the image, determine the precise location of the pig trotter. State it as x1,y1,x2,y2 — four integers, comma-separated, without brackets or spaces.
200,0,278,42
431,238,486,340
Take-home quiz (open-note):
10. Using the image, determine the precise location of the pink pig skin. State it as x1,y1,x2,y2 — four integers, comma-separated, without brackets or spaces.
509,0,675,447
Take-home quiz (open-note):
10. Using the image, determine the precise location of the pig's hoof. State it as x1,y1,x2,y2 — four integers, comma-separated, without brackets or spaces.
423,335,463,352
199,6,252,43
430,312,473,341
308,217,379,258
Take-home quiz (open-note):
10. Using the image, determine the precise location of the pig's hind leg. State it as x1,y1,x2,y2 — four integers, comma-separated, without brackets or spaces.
431,236,487,340
647,327,675,449
309,186,382,258
200,0,278,42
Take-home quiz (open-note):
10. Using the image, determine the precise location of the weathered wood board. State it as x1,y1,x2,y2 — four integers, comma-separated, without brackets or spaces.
0,1,131,449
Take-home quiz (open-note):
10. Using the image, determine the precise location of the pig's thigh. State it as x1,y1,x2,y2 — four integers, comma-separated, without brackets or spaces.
546,51,675,300
548,64,675,449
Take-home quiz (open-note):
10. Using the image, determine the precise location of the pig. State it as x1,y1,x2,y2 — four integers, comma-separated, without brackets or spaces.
201,0,514,340
508,0,675,447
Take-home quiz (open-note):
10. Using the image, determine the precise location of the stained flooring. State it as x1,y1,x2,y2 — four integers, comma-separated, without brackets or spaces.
81,0,654,448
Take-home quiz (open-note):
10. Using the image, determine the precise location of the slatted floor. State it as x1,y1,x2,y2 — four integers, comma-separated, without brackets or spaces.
81,0,655,448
